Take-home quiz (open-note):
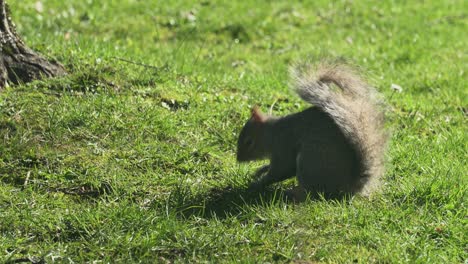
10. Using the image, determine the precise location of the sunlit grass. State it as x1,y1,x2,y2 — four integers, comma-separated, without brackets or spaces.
1,0,466,262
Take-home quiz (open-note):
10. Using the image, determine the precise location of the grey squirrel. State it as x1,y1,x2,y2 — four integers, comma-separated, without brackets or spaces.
236,61,387,199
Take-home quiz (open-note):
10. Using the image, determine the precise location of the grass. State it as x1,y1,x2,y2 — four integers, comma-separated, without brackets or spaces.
1,0,466,262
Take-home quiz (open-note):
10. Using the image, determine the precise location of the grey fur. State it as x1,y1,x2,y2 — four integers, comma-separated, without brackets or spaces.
237,61,388,197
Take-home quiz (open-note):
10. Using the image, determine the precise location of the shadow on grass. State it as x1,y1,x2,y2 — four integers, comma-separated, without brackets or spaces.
175,183,352,219
176,185,290,219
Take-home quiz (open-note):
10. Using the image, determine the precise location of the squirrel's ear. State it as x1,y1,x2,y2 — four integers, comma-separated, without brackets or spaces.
251,106,266,123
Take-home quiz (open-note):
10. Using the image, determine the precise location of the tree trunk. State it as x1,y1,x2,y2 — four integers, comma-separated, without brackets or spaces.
0,0,66,88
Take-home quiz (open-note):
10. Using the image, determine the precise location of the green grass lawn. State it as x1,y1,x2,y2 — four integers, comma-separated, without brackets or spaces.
1,0,466,262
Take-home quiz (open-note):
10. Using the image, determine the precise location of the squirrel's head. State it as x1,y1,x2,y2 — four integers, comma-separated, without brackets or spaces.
237,106,269,162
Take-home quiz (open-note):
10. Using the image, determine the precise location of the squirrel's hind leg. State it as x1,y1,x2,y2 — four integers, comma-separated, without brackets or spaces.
296,146,354,195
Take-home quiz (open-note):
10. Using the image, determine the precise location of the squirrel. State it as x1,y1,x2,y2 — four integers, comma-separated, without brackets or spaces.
236,61,388,199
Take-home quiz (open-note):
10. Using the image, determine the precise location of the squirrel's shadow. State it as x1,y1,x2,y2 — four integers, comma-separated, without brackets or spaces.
177,184,350,219
178,185,291,219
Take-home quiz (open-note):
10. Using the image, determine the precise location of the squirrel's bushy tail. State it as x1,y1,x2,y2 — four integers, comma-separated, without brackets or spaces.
291,61,387,195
